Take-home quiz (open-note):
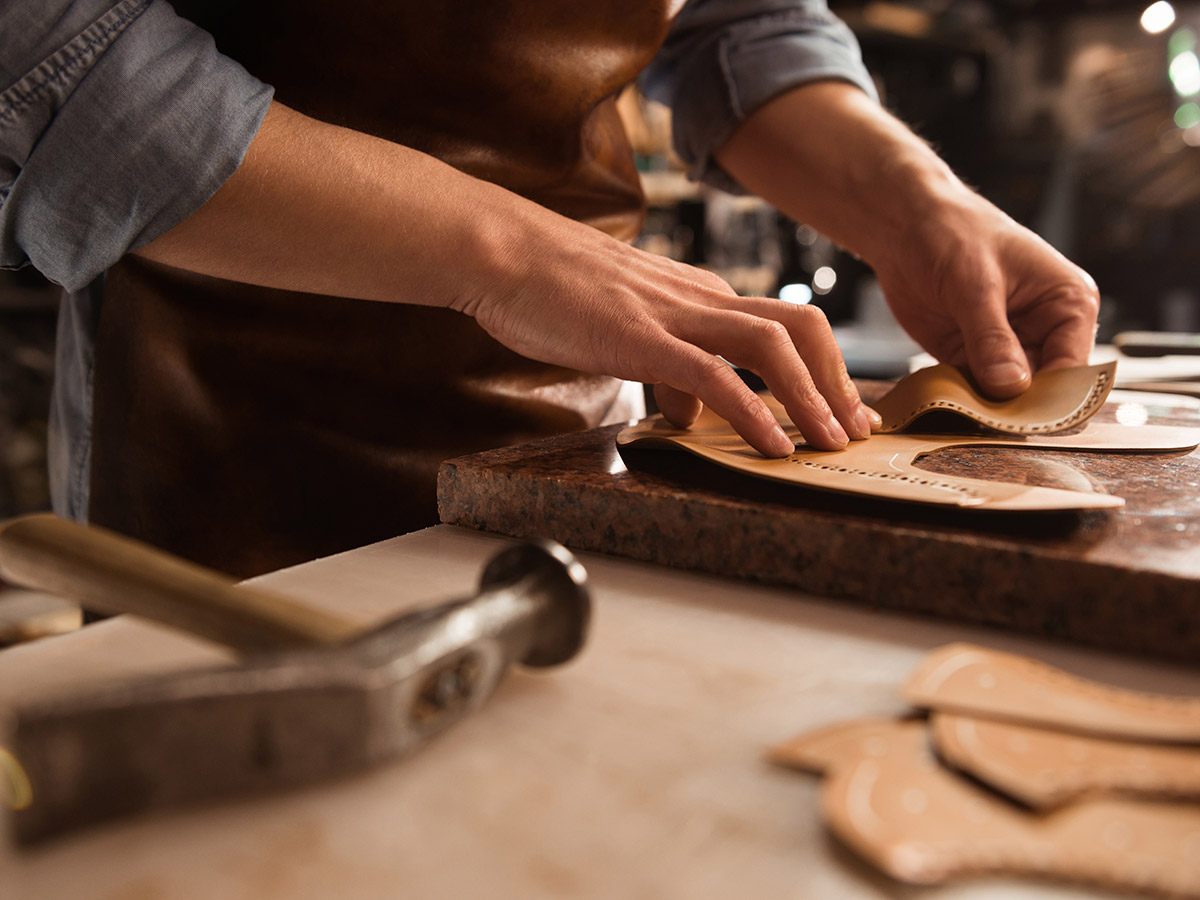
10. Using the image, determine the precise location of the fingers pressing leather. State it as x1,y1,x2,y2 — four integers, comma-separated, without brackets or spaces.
653,383,703,429
746,299,876,441
674,303,870,447
956,282,1032,399
655,341,795,456
1030,283,1101,373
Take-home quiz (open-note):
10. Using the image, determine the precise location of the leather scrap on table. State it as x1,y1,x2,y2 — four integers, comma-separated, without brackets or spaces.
904,643,1200,744
770,643,1200,898
930,713,1200,809
617,362,1200,512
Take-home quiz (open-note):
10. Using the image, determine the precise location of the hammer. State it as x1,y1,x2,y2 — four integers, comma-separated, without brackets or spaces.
0,514,590,844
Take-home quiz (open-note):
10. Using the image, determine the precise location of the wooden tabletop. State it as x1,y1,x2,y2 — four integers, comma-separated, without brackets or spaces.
2,525,1198,900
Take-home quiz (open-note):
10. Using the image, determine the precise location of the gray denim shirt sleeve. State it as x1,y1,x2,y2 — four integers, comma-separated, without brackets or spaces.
0,0,274,292
643,0,878,193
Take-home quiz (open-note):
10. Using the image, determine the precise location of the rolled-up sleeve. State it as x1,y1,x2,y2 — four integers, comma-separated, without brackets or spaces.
642,0,878,193
0,0,273,291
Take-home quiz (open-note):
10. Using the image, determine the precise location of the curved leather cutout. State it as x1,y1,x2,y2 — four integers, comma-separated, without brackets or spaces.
771,646,1200,896
930,713,1200,810
870,361,1117,434
811,718,1200,892
616,394,1200,511
904,643,1200,743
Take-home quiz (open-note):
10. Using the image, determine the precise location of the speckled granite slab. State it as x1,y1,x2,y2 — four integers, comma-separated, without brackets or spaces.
438,387,1200,664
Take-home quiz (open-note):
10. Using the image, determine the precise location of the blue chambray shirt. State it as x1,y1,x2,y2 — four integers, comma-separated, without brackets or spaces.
0,0,875,522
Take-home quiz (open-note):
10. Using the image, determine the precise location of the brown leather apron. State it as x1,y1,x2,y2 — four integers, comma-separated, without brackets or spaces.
89,0,673,575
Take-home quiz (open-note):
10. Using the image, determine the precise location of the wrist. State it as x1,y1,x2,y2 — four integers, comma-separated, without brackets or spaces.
846,139,979,268
715,82,986,270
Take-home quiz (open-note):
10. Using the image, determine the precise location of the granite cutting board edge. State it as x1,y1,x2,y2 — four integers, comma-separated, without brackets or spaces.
437,424,1200,664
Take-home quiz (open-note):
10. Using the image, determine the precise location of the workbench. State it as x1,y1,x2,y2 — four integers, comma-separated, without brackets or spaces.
2,525,1198,900
440,387,1200,661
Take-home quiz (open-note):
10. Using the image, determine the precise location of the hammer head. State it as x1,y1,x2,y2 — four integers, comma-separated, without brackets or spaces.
2,540,590,844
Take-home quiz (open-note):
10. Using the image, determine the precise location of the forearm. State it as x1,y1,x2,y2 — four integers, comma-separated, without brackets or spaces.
138,101,533,310
716,80,1099,394
136,98,882,454
713,80,970,267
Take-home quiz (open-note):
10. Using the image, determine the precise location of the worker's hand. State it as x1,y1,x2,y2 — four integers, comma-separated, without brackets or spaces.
711,82,1099,400
134,103,872,457
453,213,878,455
871,187,1100,398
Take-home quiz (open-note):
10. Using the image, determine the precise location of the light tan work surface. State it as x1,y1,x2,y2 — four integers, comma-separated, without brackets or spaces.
2,525,1198,900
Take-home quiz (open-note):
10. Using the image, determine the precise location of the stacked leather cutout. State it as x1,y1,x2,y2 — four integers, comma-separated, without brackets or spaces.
771,644,1200,897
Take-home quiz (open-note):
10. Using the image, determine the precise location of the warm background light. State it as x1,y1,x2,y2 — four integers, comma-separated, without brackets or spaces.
1142,1,1177,34
812,266,838,295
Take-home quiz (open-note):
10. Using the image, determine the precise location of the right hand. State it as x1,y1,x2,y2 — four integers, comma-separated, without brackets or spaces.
451,198,878,455
135,101,874,455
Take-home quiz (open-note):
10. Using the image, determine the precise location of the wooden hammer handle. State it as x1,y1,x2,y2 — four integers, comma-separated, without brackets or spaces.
0,514,362,654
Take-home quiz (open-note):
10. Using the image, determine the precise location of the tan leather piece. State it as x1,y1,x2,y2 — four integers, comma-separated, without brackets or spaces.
90,1,675,576
904,643,1200,743
617,397,1200,511
768,717,926,774
814,719,1200,895
871,362,1116,434
772,647,1200,895
931,713,1200,810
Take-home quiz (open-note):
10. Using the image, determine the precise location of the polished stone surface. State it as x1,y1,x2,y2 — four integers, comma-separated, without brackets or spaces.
438,387,1200,663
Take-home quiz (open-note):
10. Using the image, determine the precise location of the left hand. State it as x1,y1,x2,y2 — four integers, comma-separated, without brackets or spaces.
872,186,1100,398
714,81,1100,401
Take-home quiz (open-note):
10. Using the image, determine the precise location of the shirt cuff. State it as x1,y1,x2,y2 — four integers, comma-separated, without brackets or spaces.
0,0,273,291
644,3,878,194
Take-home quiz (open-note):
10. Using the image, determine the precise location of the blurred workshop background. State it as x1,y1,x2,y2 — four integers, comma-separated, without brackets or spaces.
3,0,1200,520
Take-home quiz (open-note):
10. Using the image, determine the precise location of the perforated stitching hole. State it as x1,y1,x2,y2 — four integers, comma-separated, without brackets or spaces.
795,459,983,499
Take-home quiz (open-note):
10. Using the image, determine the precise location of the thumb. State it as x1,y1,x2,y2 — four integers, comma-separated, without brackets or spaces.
959,292,1030,399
